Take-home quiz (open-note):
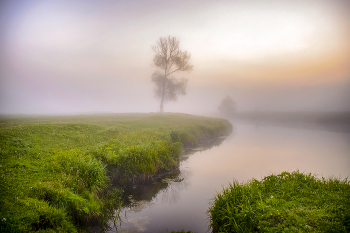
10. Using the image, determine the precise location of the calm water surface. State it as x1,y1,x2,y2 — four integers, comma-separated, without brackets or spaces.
107,122,350,233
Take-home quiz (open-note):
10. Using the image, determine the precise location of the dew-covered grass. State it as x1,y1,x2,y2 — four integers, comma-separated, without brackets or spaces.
0,113,232,232
208,171,350,233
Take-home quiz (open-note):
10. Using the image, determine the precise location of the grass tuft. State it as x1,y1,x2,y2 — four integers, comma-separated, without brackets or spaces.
208,171,350,232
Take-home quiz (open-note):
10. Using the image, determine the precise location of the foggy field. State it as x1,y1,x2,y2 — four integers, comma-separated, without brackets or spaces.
0,113,232,232
1,0,350,232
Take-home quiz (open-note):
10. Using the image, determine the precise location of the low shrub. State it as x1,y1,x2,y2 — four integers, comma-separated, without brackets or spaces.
208,171,350,232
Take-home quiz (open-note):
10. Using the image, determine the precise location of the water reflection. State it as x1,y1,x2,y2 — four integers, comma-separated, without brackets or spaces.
156,169,191,205
104,135,228,232
103,122,349,233
181,136,229,161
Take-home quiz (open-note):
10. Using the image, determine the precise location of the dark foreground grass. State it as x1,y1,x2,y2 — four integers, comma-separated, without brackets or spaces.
208,171,350,233
0,113,232,232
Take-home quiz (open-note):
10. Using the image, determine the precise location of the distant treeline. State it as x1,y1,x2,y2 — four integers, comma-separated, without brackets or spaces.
233,111,350,133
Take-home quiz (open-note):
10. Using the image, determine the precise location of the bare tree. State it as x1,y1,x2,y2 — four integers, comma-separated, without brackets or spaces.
152,36,193,112
218,95,236,117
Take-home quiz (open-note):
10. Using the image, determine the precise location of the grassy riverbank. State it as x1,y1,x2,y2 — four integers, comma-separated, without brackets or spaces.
208,171,350,232
0,113,232,232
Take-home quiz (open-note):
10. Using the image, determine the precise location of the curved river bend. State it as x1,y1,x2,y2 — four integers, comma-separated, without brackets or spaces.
105,122,350,233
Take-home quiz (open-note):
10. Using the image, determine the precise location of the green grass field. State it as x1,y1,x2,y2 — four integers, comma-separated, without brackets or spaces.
0,113,232,232
208,171,350,233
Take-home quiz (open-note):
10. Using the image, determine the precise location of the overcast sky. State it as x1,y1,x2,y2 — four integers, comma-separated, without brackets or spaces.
1,0,349,114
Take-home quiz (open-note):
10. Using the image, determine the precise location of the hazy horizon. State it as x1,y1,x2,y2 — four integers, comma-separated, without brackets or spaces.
1,0,350,115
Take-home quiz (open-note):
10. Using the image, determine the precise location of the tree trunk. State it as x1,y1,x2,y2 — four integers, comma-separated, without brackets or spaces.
160,71,167,113
159,79,165,112
159,96,164,112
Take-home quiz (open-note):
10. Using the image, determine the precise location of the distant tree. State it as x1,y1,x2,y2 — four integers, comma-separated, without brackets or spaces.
218,95,236,117
151,36,193,112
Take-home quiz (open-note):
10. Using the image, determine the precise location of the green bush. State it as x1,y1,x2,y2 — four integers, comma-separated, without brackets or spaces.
208,171,350,233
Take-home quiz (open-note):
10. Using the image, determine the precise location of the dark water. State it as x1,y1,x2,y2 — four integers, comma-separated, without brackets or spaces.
107,122,350,233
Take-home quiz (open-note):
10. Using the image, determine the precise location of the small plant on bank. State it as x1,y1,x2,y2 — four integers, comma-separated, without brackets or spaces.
208,171,350,233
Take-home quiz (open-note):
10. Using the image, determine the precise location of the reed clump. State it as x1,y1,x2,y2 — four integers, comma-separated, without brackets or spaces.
0,113,231,232
208,171,350,232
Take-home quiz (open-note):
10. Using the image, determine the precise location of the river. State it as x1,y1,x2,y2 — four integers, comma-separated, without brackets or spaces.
105,121,350,233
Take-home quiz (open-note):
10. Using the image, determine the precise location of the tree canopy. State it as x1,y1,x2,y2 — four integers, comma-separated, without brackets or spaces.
151,36,193,112
218,95,236,117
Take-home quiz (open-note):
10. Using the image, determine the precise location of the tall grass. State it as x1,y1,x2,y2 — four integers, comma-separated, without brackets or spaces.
0,113,231,232
208,171,350,232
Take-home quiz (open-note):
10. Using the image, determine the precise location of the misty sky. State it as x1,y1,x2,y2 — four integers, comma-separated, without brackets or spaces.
1,0,350,114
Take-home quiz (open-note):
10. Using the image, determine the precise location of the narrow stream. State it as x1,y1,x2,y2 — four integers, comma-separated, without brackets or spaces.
106,122,350,233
